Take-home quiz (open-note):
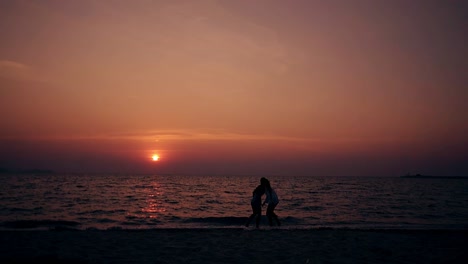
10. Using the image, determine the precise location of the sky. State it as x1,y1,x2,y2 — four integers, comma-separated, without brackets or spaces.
1,0,467,176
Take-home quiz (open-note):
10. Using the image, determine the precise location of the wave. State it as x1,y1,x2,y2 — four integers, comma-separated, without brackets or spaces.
1,220,80,229
183,216,247,225
75,209,126,215
2,207,43,212
182,216,304,226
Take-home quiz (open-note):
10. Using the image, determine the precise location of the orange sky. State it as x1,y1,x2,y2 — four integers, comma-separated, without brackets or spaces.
1,0,467,176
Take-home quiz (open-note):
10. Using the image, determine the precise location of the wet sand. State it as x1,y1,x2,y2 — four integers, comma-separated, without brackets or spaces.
1,228,467,263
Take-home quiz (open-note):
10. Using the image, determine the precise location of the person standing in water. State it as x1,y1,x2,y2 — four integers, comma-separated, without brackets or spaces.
245,179,265,228
262,177,281,226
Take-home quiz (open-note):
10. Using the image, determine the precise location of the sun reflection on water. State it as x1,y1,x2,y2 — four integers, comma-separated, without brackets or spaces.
141,183,166,218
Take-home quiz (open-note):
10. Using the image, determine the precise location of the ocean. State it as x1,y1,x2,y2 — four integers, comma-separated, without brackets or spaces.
1,174,467,230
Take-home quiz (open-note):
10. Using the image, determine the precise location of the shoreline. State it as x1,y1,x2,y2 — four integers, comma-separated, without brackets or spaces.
2,218,467,231
1,228,467,263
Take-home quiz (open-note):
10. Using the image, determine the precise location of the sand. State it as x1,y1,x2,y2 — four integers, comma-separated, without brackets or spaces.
1,228,467,264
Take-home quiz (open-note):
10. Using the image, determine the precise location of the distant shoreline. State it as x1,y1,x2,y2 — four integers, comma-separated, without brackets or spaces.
401,175,468,179
0,168,55,175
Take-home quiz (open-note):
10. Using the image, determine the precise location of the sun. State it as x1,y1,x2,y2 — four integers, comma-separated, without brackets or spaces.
152,154,160,161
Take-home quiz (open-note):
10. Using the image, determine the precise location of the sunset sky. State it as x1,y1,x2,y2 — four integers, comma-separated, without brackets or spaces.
1,0,467,176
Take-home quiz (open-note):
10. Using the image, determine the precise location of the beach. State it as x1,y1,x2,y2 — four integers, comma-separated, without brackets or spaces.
1,228,467,264
1,175,468,263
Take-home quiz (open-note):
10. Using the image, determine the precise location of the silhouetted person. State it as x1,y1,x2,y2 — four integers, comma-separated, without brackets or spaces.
245,179,265,228
261,177,281,226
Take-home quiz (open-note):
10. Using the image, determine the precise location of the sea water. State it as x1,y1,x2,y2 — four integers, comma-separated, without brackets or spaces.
1,174,467,230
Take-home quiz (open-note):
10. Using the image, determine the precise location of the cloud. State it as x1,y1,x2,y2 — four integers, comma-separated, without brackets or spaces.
0,60,27,69
0,60,28,70
101,129,299,142
61,129,386,145
0,60,51,83
0,126,406,146
0,60,31,80
150,1,291,76
1,128,303,142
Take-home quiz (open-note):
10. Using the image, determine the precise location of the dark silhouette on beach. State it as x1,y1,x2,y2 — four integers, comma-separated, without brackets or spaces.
245,177,281,228
245,179,265,228
262,177,281,226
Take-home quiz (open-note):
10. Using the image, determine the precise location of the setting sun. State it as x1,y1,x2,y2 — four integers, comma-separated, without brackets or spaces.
152,154,160,161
